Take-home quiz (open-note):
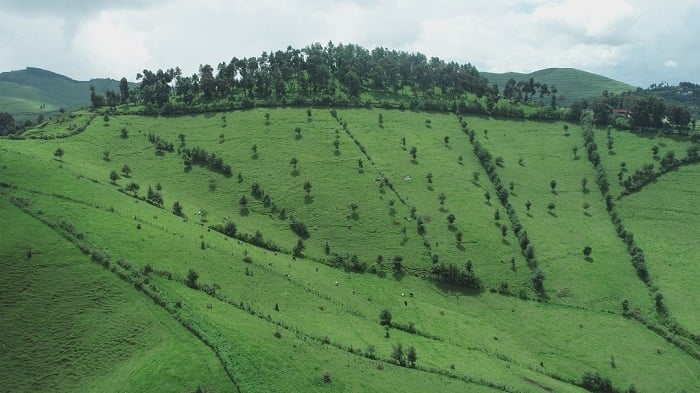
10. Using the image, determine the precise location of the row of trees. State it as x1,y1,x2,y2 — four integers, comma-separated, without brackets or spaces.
580,111,649,283
466,118,544,295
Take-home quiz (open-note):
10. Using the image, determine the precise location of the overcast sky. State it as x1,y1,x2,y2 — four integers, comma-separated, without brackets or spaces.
0,0,697,87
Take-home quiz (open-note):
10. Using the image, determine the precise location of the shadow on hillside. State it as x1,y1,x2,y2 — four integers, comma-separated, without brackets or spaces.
304,195,314,204
334,150,341,157
584,256,594,263
184,166,192,173
501,238,510,246
291,170,300,177
251,153,258,160
392,270,406,282
547,211,558,217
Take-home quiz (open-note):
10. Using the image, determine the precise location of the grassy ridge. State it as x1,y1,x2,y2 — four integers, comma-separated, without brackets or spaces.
1,106,699,392
482,68,635,105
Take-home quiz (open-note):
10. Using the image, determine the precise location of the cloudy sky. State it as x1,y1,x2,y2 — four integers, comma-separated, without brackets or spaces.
0,0,697,87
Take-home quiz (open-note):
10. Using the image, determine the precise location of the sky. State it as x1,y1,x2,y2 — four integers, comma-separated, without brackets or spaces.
0,0,697,87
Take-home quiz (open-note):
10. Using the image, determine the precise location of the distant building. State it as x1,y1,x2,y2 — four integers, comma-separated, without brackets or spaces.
613,109,630,118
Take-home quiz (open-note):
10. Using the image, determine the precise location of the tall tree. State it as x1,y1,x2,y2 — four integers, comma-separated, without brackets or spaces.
119,77,129,104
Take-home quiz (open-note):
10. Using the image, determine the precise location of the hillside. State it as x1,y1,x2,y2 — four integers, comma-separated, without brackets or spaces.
1,104,699,392
0,67,126,120
482,68,636,105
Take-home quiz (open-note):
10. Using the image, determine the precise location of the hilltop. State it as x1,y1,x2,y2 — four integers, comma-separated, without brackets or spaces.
0,67,128,120
482,68,637,106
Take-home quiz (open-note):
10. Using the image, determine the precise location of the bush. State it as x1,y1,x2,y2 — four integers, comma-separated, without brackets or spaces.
580,371,613,393
379,309,392,326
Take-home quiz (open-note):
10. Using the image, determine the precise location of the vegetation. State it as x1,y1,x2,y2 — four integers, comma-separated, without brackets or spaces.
1,43,699,392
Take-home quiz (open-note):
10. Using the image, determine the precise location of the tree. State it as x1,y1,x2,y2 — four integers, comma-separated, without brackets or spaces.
484,191,491,204
472,171,480,182
103,150,110,161
293,239,305,257
89,85,105,108
121,164,132,177
547,202,556,213
652,145,659,157
438,192,447,206
444,136,450,145
120,128,129,139
239,195,248,211
125,181,140,194
105,89,119,108
54,148,64,160
392,255,404,272
379,308,392,326
173,201,184,217
252,144,258,156
582,177,588,191
119,77,129,104
294,126,302,138
409,146,418,160
447,214,456,225
0,112,17,135
358,159,363,171
501,224,508,238
550,180,557,192
525,200,532,212
391,343,406,366
426,172,433,183
303,181,312,195
290,157,298,171
572,145,578,158
583,246,592,257
186,268,199,289
109,170,120,183
406,346,417,367
333,139,340,151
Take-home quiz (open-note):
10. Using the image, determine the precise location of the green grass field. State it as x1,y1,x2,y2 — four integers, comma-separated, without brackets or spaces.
1,106,698,392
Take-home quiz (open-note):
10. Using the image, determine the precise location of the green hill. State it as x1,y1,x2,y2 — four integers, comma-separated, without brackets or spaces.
1,104,698,392
482,68,637,105
0,67,126,121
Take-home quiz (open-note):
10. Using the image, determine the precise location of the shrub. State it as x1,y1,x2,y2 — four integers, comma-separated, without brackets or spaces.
580,371,613,393
379,309,392,326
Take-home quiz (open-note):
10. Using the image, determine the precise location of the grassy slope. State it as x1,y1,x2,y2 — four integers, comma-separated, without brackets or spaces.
1,108,699,392
0,200,233,393
482,68,636,104
592,126,700,332
467,118,651,311
0,68,125,120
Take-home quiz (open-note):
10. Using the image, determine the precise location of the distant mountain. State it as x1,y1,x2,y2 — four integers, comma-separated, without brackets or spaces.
0,67,126,120
482,68,637,106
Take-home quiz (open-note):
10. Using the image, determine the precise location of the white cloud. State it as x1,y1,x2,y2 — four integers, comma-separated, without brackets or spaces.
0,0,698,86
665,60,678,68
